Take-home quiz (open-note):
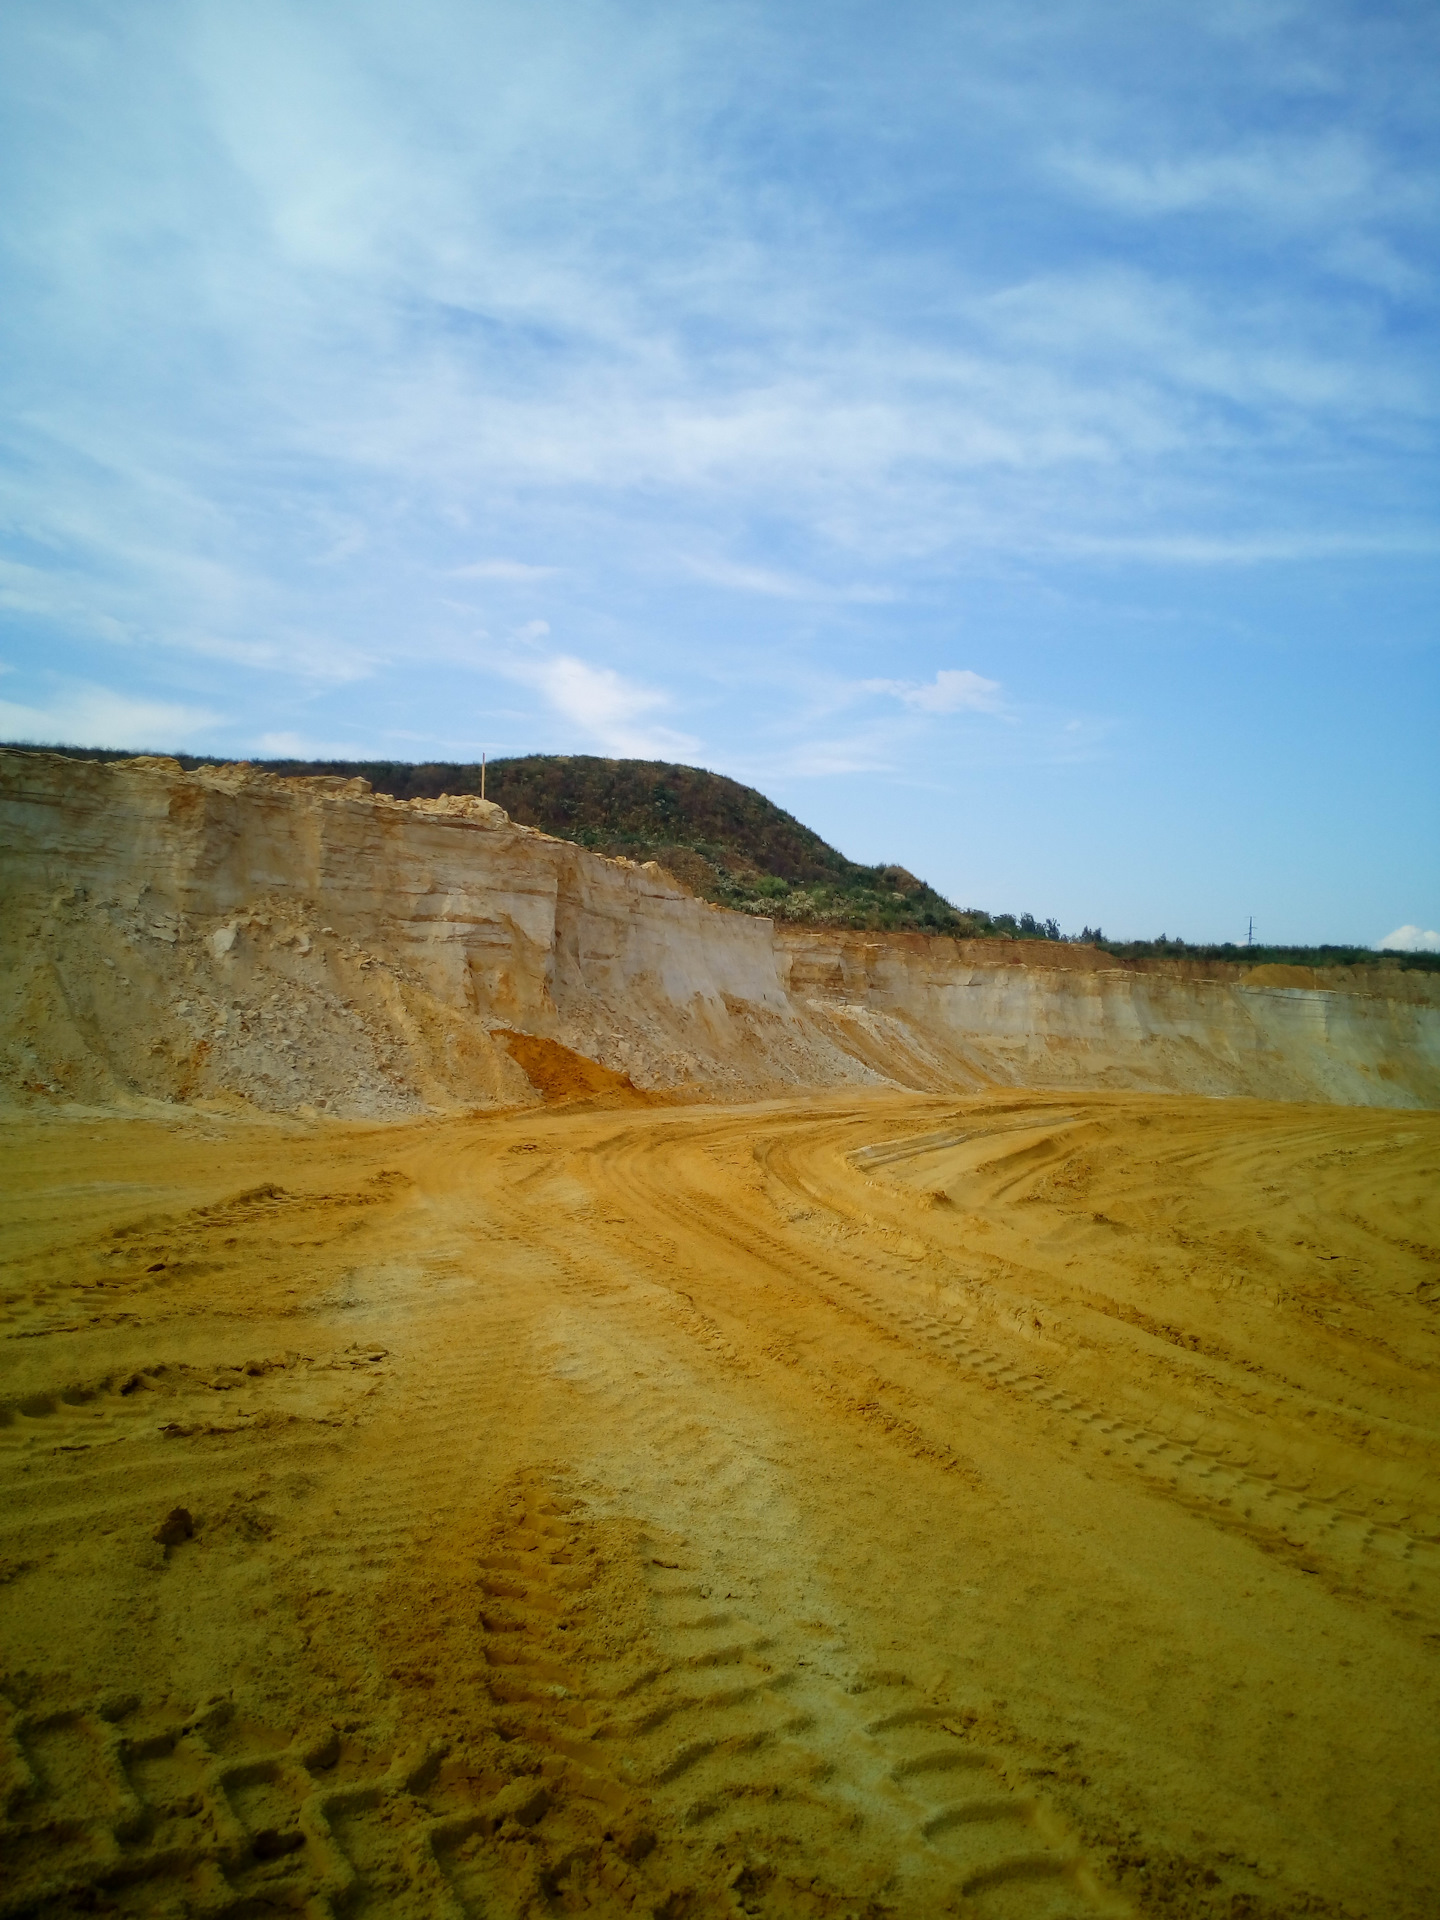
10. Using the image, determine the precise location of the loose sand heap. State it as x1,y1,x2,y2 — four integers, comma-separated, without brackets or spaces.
2,748,1439,1916
1,1093,1438,1917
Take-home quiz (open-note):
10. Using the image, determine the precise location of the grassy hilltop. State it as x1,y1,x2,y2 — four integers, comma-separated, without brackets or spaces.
444,754,991,933
286,752,1004,935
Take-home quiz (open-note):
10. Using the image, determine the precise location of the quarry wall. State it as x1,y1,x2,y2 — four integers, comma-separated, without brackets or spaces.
775,929,1440,1109
2,749,1436,1114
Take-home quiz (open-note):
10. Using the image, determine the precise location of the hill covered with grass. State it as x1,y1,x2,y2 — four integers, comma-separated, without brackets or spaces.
305,752,1003,933
436,753,990,932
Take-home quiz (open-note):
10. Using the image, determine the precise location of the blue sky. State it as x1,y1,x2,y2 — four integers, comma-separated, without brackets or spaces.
1,0,1436,944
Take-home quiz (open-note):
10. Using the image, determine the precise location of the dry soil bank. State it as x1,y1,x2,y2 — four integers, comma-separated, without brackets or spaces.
3,1090,1438,1919
4,748,1439,1114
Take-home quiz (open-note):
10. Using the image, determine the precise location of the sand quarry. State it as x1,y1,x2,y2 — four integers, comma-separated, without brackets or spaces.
2,752,1439,1919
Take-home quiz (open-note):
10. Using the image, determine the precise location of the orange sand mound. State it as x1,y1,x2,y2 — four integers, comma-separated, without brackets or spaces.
2,1091,1438,1918
494,1030,661,1105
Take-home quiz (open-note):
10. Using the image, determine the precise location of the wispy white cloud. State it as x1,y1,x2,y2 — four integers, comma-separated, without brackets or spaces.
449,559,558,582
1050,134,1406,224
1055,529,1440,565
1378,925,1440,953
0,440,378,683
2,1,1434,702
865,669,1004,715
251,730,374,758
0,682,218,749
978,269,1431,425
506,652,699,758
682,557,893,603
1321,232,1432,300
771,737,899,778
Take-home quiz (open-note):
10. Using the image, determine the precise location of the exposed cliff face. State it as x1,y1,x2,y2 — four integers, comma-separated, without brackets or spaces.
0,751,861,1114
2,749,1436,1114
775,929,1440,1109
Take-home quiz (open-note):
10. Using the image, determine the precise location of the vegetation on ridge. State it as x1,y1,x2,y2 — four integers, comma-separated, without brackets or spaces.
312,752,995,934
1085,936,1437,973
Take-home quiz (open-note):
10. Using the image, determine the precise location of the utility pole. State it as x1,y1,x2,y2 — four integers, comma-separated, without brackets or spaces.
481,752,486,801
1247,916,1254,948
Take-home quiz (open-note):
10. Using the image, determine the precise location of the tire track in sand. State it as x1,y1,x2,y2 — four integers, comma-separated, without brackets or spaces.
578,1110,1440,1607
461,1462,1129,1917
0,1687,489,1919
816,1121,1440,1597
0,1353,388,1572
423,1167,1133,1920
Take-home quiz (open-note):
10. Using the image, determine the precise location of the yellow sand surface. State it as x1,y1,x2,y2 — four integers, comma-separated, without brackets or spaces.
2,1091,1438,1919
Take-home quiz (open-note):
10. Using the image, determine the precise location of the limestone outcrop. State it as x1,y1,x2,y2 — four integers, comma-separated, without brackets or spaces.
2,749,1436,1114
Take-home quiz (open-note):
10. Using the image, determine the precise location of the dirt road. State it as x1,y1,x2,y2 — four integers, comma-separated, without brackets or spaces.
3,1091,1438,1918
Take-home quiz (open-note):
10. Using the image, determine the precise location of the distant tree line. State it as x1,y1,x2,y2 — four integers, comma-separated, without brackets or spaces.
1084,935,1438,972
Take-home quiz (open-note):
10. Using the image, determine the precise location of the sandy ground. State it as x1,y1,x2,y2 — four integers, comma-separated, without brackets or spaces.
2,1090,1438,1920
